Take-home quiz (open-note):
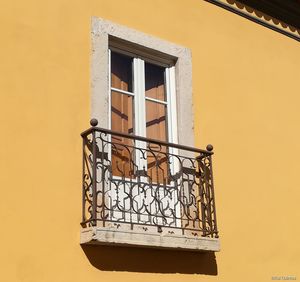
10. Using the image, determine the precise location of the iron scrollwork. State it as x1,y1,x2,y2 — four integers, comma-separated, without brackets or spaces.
81,120,219,238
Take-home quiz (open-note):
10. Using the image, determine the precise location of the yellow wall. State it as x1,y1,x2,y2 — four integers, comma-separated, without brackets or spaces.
1,0,299,281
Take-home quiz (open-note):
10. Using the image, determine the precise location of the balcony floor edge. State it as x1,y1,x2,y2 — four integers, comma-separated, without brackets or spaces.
80,227,220,252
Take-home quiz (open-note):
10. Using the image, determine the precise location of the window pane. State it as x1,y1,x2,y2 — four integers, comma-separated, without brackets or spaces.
111,91,134,178
146,100,168,183
145,63,166,101
111,91,134,134
146,100,167,141
111,51,133,92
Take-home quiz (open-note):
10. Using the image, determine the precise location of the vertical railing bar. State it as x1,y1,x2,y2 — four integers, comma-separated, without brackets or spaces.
209,154,219,238
92,128,97,226
82,137,86,223
130,140,135,230
181,172,186,236
205,163,212,236
197,154,207,237
203,144,214,237
101,133,106,227
196,154,202,234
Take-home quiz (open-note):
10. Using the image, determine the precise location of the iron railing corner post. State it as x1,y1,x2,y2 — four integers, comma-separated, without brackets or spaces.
196,152,207,237
208,151,219,238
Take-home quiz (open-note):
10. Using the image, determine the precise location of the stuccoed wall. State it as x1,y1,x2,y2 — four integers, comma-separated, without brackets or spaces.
0,0,299,281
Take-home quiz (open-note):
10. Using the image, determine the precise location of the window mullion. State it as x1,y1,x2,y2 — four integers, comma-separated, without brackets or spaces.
166,66,179,167
134,58,147,172
166,66,181,227
108,49,112,169
167,66,178,144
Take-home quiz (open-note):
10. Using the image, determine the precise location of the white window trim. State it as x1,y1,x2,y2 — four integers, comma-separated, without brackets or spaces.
91,16,194,148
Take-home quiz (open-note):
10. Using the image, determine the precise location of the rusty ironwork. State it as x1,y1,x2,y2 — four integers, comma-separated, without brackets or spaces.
81,119,219,238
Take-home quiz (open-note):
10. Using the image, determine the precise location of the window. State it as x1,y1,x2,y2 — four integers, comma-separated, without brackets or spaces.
109,49,178,183
90,17,194,148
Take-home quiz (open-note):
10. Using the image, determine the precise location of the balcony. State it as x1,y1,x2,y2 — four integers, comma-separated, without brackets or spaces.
80,119,220,252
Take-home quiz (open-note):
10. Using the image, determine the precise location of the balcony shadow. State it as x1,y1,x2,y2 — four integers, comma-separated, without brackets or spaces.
81,244,218,275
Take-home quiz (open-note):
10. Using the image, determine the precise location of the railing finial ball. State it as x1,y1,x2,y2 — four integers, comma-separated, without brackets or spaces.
206,144,213,151
90,118,98,127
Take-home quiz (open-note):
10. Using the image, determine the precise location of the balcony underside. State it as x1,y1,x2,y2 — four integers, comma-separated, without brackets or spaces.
81,227,220,252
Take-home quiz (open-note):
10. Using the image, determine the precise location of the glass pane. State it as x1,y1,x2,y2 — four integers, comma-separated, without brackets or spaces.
145,62,166,101
111,91,134,178
146,100,168,183
111,51,133,92
146,100,167,141
111,91,134,134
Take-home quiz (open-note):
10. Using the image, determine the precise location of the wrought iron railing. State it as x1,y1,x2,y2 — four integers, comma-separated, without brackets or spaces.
81,119,219,238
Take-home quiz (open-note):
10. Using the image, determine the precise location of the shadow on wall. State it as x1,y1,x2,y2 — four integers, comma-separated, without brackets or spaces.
81,244,218,275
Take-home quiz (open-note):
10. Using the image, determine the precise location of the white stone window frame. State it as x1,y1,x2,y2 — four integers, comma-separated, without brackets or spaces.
91,16,194,147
